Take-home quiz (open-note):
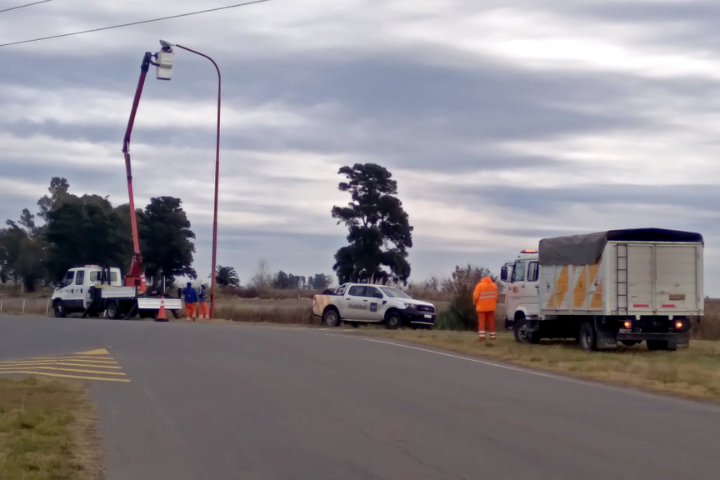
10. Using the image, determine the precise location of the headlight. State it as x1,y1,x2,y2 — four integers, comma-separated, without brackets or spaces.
404,303,416,308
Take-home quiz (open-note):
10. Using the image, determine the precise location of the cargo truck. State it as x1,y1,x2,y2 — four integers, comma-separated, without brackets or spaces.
501,229,703,351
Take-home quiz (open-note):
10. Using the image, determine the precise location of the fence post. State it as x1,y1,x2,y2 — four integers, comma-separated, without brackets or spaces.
22,300,26,315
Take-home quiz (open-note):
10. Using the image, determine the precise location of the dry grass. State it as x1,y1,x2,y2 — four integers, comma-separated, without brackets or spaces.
361,329,720,402
0,377,103,479
214,297,321,325
0,298,53,316
693,299,720,340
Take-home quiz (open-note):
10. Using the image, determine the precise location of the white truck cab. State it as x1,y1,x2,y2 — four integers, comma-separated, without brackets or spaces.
52,266,122,316
51,265,181,319
313,283,436,329
501,250,540,329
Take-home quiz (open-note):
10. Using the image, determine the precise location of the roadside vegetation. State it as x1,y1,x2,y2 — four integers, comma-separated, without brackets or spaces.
0,377,101,479
364,329,720,402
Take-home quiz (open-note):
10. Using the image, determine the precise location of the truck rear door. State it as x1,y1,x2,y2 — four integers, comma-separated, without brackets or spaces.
655,244,700,313
623,243,701,314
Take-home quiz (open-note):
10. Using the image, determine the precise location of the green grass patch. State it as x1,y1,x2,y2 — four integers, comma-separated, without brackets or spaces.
0,377,101,480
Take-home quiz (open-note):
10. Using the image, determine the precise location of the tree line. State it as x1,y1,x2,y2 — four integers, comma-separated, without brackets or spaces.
0,177,196,291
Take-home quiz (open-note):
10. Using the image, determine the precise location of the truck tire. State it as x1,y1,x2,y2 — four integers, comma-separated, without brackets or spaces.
579,322,597,351
621,340,639,347
106,301,120,320
53,300,66,318
647,340,676,352
322,308,341,327
386,312,401,330
513,318,539,344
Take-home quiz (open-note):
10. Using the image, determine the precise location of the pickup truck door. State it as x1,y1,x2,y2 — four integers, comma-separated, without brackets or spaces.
343,285,371,320
361,286,386,322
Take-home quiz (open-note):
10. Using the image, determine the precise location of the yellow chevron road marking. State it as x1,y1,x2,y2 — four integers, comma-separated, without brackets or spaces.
0,348,129,383
0,371,130,383
76,349,110,355
0,362,121,369
0,366,127,376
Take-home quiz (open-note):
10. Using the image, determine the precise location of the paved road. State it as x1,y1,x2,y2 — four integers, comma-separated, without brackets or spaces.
1,316,719,480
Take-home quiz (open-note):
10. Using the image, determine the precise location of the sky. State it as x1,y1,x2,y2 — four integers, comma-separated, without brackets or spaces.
1,0,719,292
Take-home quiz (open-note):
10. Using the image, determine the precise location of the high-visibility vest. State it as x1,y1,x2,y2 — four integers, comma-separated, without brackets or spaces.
473,278,498,312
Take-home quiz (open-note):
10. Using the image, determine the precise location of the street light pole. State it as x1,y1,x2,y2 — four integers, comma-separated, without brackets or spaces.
170,43,222,320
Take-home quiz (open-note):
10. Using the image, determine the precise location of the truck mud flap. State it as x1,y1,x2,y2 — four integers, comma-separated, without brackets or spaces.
594,317,618,350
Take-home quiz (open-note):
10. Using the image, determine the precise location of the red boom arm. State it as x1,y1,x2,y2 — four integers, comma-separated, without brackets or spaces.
121,52,152,293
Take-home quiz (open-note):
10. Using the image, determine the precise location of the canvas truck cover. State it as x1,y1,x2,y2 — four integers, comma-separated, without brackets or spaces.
539,229,704,266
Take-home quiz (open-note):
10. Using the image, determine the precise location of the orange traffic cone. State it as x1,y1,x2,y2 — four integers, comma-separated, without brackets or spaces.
155,296,168,322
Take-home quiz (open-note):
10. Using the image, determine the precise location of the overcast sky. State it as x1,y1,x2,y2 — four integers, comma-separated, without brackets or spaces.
1,0,719,292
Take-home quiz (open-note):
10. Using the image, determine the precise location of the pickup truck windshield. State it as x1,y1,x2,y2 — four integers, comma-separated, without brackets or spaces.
380,287,412,299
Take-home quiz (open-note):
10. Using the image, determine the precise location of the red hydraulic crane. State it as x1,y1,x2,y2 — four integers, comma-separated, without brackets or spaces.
121,52,154,293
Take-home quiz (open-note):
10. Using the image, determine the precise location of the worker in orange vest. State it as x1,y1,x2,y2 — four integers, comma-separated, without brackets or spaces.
473,276,499,340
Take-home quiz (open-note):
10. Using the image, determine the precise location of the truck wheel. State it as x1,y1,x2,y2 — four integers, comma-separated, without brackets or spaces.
322,308,341,327
621,340,639,347
53,300,66,318
106,301,120,320
579,322,597,351
386,312,401,330
513,319,537,344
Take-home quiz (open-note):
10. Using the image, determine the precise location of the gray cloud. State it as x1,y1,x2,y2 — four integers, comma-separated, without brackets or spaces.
1,1,720,292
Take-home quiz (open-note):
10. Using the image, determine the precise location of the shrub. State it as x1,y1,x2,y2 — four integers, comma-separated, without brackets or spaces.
435,265,496,331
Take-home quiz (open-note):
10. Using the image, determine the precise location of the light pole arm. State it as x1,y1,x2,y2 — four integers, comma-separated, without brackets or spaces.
175,44,222,320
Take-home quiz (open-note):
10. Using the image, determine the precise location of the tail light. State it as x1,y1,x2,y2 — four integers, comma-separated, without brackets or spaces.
623,320,632,329
675,321,683,330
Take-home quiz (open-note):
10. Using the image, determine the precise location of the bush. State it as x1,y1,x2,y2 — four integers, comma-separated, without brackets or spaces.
434,265,496,331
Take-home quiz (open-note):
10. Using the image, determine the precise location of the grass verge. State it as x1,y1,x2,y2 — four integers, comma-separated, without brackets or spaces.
362,330,720,402
0,377,102,480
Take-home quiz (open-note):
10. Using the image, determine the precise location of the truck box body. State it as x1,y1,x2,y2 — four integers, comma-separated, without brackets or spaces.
539,229,704,318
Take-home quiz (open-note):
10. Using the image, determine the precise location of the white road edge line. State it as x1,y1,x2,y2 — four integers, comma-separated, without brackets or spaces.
354,336,555,378
323,333,720,413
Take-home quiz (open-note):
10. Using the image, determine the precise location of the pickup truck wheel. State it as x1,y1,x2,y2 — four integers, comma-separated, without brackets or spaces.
53,300,66,318
579,322,597,351
621,340,639,347
322,308,341,327
386,312,401,330
106,301,120,320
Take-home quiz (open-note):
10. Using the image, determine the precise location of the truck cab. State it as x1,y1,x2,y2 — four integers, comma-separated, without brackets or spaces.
52,266,123,317
502,250,541,329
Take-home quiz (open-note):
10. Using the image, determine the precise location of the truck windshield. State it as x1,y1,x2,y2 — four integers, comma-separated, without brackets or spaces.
379,287,412,299
511,262,526,282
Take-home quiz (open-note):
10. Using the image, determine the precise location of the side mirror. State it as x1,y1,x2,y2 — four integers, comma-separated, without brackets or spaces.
500,266,508,282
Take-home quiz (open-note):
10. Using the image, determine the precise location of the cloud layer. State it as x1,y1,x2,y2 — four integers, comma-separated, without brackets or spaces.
1,0,719,291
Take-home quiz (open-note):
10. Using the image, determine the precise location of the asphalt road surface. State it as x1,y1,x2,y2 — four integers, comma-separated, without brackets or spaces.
1,316,719,480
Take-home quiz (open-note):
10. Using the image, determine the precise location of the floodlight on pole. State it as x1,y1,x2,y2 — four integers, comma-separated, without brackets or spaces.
156,40,223,321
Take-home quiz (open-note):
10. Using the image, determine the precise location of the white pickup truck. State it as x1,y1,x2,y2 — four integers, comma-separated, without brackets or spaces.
51,265,182,320
312,283,436,329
